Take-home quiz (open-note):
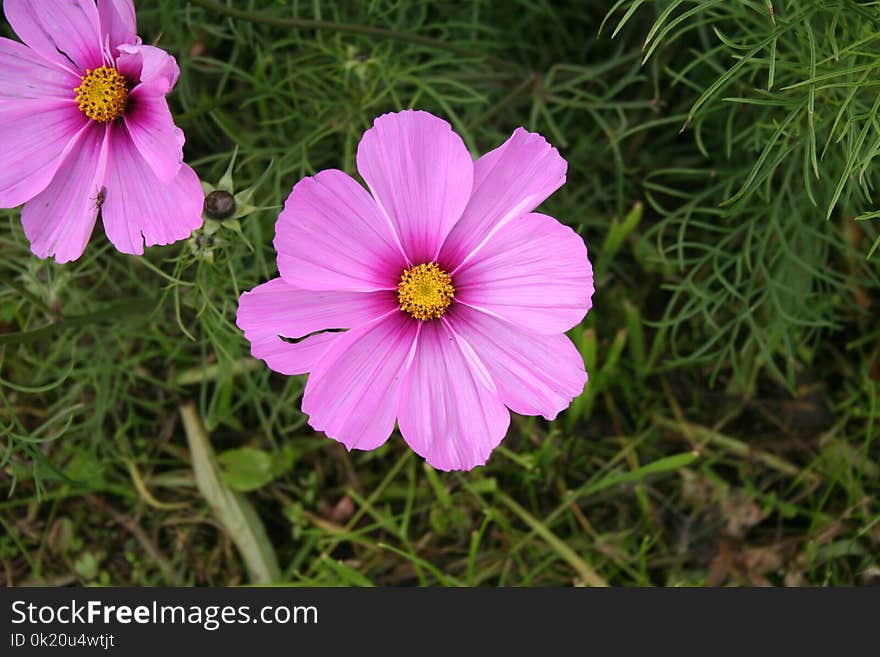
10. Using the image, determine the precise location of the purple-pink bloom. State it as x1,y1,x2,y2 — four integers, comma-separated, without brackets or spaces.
237,110,594,471
0,0,202,262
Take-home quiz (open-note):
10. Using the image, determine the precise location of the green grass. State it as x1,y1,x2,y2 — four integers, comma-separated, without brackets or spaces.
1,0,878,586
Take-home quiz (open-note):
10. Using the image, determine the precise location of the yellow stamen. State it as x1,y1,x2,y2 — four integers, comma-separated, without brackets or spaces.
397,262,455,321
74,66,128,122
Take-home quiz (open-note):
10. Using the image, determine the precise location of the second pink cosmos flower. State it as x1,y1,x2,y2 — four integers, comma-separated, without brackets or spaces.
238,110,594,471
0,0,202,262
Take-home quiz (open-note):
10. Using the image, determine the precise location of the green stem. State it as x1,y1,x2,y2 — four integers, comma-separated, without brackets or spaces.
0,297,155,346
190,0,516,70
497,492,609,587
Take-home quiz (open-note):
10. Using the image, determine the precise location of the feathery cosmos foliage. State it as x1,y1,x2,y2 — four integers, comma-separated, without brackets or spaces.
0,0,202,262
606,0,880,386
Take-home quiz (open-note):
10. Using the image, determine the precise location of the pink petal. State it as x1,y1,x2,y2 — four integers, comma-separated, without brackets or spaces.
248,332,338,378
97,0,138,53
100,122,202,254
302,312,418,452
116,44,179,94
450,306,587,420
123,86,183,184
398,320,510,471
356,110,473,264
0,100,86,207
236,278,398,375
3,0,103,72
440,128,567,269
453,212,593,334
0,37,82,100
275,169,406,292
21,122,109,263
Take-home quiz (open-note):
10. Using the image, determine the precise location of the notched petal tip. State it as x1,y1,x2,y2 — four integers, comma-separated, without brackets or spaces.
357,108,474,264
439,125,569,270
453,212,593,335
98,0,138,53
4,0,104,72
397,321,510,472
101,136,203,257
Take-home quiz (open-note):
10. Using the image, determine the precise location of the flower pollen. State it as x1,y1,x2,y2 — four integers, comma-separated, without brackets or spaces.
397,262,455,321
74,66,128,122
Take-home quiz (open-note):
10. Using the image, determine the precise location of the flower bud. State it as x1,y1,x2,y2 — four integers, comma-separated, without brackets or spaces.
204,190,236,220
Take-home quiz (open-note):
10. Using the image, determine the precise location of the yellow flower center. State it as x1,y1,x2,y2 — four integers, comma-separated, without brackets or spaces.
74,66,128,122
397,262,455,321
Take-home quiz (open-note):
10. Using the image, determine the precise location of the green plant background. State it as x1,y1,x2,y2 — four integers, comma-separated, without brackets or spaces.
1,0,878,586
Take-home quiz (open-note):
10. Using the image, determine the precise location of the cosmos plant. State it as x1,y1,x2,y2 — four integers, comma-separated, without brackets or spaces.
0,4,594,472
0,0,202,262
237,110,594,471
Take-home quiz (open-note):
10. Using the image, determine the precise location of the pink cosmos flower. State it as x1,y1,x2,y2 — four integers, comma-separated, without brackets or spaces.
0,0,202,262
237,110,594,471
